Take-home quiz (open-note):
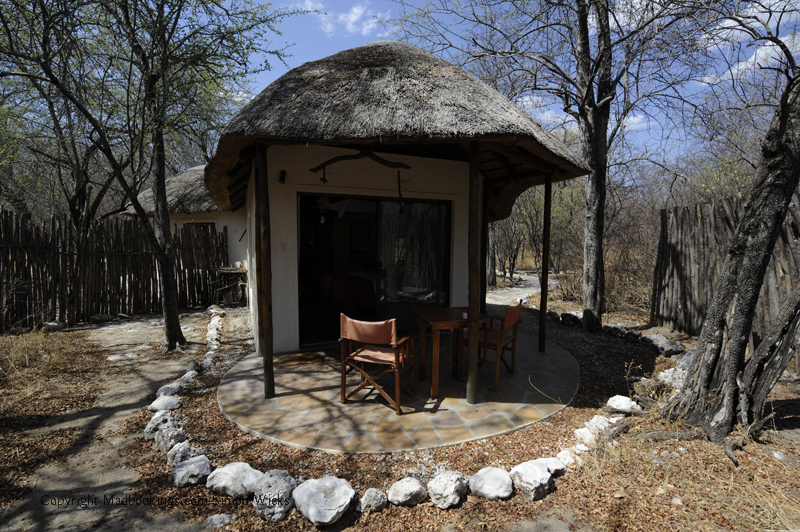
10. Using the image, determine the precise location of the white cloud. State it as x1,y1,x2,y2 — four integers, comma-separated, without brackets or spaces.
714,1,800,43
515,94,548,113
701,32,800,84
296,0,336,37
699,1,800,49
230,90,250,104
339,4,367,34
537,109,574,125
298,1,390,38
515,94,577,132
622,114,650,131
608,0,659,31
320,17,336,37
695,1,800,84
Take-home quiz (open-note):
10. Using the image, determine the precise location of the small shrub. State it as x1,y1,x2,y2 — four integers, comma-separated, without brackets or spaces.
552,272,582,302
548,253,653,314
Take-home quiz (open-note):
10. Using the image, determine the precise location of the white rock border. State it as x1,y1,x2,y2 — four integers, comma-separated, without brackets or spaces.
143,306,226,496
137,305,649,528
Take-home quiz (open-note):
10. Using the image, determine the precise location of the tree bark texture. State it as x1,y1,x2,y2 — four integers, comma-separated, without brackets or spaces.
152,112,186,350
581,148,608,334
666,80,800,443
577,0,611,334
739,284,800,431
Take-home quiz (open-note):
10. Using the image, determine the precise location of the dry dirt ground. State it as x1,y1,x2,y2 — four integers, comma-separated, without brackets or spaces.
0,312,212,531
2,303,799,532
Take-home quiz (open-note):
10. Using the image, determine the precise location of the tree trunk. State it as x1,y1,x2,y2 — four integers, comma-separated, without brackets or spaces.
152,111,186,350
581,159,607,333
666,80,800,443
576,0,611,334
739,284,800,429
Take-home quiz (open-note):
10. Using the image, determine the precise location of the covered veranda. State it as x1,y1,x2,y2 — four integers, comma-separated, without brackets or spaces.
217,324,579,453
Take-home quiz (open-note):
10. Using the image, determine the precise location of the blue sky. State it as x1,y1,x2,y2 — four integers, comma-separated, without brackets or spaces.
254,0,398,91
249,0,800,158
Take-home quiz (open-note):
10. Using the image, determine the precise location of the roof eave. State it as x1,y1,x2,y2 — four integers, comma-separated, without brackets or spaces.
205,133,589,214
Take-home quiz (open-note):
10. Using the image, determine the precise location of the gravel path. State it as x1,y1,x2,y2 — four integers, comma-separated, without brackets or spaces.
485,269,560,307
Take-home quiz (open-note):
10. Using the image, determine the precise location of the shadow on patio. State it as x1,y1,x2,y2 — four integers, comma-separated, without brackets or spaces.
217,331,579,453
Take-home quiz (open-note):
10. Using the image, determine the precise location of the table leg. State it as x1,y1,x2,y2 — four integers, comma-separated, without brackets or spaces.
418,318,427,381
431,329,440,399
451,330,457,379
454,327,464,380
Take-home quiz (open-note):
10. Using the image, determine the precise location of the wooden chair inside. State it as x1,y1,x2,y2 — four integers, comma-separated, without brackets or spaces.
340,313,415,415
463,302,523,392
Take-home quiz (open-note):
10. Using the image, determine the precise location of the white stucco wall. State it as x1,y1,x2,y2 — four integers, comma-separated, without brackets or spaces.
168,211,248,267
247,144,476,353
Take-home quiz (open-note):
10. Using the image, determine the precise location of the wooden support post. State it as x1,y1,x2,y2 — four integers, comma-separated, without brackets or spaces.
480,182,489,315
539,175,552,353
466,141,481,404
254,142,275,398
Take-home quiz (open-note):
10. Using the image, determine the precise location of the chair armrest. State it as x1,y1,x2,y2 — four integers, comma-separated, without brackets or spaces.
475,326,507,349
395,335,415,367
481,313,504,327
396,335,415,347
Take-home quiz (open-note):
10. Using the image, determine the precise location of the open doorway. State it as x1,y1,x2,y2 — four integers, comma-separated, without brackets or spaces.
298,194,379,345
297,193,451,346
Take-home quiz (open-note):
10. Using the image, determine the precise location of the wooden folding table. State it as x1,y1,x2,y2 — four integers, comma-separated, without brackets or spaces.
412,307,471,400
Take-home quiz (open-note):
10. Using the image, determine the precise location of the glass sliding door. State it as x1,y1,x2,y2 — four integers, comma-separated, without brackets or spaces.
378,200,451,330
297,194,450,345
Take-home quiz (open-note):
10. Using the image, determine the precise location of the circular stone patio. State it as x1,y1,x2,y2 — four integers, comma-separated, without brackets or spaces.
217,331,579,453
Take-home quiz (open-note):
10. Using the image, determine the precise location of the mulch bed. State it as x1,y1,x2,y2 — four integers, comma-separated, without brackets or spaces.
0,331,106,509
120,306,800,531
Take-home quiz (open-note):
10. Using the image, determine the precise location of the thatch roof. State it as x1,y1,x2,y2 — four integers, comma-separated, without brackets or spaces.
132,165,219,215
205,40,590,220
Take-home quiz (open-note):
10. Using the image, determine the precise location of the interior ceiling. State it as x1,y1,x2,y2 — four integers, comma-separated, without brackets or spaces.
220,140,568,222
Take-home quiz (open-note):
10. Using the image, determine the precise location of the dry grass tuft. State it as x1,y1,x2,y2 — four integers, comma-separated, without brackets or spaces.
549,266,652,314
551,272,582,302
604,249,654,313
0,330,105,509
0,330,72,389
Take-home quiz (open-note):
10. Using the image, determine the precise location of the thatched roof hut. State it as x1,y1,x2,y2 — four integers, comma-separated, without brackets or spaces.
204,40,590,403
132,165,217,215
125,164,250,268
205,40,588,221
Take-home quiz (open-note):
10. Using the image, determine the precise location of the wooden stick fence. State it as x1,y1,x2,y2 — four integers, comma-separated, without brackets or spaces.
0,209,229,331
651,190,800,345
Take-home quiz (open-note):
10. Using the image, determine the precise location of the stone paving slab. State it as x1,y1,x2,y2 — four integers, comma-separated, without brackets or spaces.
217,332,579,453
